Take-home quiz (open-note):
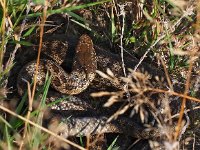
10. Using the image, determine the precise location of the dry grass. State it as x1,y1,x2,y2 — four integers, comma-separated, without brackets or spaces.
0,0,200,149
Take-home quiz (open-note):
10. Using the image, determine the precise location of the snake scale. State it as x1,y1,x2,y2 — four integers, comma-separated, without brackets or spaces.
17,34,162,140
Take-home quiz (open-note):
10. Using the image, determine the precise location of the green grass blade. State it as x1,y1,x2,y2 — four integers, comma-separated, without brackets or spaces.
9,40,34,46
20,0,111,19
107,136,119,150
23,25,36,37
0,116,12,129
4,125,12,150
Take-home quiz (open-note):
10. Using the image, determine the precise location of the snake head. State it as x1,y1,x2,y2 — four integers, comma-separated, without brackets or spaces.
75,34,97,80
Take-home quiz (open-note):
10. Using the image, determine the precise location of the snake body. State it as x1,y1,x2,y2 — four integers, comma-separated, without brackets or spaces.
17,35,97,95
17,34,162,140
59,116,160,140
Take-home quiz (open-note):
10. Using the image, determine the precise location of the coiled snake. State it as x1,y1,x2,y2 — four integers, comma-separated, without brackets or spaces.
17,35,97,95
17,34,161,140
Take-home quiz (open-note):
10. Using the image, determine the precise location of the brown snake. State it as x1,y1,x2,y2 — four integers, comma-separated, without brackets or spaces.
17,34,162,140
17,35,97,95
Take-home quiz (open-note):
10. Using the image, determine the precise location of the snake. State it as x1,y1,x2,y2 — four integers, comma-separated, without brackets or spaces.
17,35,97,95
17,34,163,140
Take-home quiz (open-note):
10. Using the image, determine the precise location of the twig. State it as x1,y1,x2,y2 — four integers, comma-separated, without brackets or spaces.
20,0,46,149
19,80,32,150
118,3,127,77
31,2,47,101
170,105,200,119
117,2,131,100
148,88,200,103
133,34,165,71
0,0,6,69
157,55,174,91
174,56,194,140
193,133,196,150
178,111,190,141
